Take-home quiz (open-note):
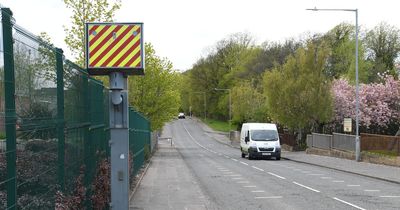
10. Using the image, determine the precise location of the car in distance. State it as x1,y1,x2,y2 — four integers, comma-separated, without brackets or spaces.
178,112,185,119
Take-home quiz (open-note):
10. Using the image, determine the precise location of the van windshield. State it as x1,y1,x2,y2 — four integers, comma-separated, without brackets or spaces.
250,130,278,141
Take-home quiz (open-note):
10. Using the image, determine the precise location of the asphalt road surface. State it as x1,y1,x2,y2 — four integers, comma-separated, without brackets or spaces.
148,119,400,210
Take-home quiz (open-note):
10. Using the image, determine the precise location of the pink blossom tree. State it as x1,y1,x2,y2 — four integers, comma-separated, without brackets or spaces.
331,76,400,134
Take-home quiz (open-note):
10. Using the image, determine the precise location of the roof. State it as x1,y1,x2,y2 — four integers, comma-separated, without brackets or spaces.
242,123,277,130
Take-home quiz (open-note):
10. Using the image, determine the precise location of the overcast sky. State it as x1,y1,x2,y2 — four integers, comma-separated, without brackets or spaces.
2,0,400,71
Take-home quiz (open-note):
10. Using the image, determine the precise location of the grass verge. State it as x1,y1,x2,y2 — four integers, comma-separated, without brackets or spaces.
202,118,232,132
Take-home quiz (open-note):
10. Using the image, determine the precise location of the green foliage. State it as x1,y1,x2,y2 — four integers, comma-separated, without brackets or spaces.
365,22,400,82
128,43,181,131
263,41,333,129
231,80,268,124
63,0,121,66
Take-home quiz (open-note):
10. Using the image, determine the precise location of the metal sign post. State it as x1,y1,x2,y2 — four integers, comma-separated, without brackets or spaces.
85,22,144,210
109,72,129,209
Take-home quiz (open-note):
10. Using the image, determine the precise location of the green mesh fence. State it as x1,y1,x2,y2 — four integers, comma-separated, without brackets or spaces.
0,7,152,210
129,108,151,181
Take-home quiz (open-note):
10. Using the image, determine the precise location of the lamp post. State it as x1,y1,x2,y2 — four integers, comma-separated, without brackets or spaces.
193,91,207,121
307,7,360,161
214,88,232,140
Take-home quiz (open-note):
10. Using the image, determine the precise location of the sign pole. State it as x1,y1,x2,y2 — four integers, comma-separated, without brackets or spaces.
85,22,144,210
109,72,129,209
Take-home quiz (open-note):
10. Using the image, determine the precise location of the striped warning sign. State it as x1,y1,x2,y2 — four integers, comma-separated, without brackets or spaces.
85,22,144,75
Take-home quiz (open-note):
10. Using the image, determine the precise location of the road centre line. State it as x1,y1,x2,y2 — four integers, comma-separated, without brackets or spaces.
364,189,380,192
347,185,361,187
292,182,320,193
231,158,238,161
240,161,249,165
225,174,241,177
308,174,323,176
255,196,282,199
332,180,345,183
333,197,366,210
243,185,257,188
267,172,286,180
224,155,230,158
237,181,250,183
232,177,243,180
252,166,264,171
321,177,333,179
379,195,400,198
251,190,265,193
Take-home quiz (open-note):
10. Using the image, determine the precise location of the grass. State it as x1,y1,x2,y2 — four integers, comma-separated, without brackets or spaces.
202,118,232,132
364,150,398,157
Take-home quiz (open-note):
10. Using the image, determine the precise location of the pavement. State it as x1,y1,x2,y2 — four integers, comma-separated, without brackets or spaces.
199,119,400,184
129,123,215,210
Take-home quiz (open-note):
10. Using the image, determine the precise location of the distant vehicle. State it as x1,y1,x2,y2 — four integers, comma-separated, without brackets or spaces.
240,123,281,160
178,112,185,119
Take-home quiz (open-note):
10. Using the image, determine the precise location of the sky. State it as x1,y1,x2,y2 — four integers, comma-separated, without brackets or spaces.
1,0,400,71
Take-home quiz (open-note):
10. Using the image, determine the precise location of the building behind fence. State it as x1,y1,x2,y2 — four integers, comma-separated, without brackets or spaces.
0,7,152,209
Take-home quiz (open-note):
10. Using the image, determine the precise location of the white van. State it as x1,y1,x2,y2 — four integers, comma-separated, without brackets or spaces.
240,123,281,160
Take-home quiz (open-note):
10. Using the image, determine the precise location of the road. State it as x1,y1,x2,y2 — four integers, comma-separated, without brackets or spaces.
135,119,400,210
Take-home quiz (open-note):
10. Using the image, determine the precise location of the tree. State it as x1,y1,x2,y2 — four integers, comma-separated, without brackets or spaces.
366,22,400,82
231,80,268,125
331,76,400,134
128,44,181,130
263,41,333,133
63,0,121,66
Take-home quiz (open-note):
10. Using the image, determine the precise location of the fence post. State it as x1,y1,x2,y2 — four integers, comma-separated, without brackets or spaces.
55,48,65,192
2,8,17,210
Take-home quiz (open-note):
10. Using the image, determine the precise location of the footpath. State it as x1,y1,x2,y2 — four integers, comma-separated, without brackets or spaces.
200,120,400,184
129,124,213,210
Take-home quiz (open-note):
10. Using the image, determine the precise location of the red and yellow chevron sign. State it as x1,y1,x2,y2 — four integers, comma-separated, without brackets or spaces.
85,23,144,75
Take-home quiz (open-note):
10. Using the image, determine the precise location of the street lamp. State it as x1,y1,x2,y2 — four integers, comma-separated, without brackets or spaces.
193,91,207,121
306,7,360,161
214,88,232,140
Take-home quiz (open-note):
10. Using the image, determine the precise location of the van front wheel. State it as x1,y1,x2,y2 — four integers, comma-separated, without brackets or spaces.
241,153,246,158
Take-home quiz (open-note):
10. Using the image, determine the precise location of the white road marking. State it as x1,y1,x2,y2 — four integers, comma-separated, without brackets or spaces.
243,185,257,188
232,177,243,180
240,161,249,165
223,172,233,174
252,166,264,171
224,155,230,158
267,172,286,180
347,185,361,187
332,180,345,183
218,153,222,156
224,174,241,177
292,182,320,193
364,189,380,192
333,197,366,210
237,181,250,184
308,174,323,176
379,195,400,198
255,196,282,199
251,190,265,193
301,171,311,173
321,177,332,179
231,158,238,162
